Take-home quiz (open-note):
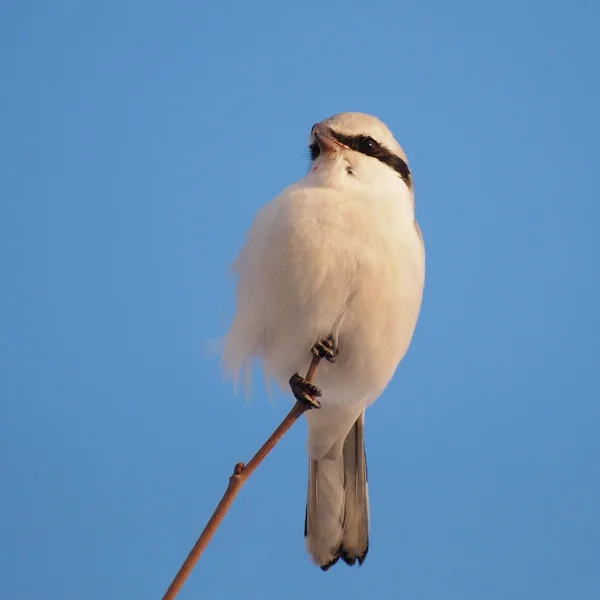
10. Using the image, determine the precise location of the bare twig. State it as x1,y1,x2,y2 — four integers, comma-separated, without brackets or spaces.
161,355,322,600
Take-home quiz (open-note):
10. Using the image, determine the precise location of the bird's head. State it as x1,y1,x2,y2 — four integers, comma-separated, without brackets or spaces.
308,112,413,200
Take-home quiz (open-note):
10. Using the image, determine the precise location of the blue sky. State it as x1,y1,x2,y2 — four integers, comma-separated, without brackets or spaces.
1,1,599,598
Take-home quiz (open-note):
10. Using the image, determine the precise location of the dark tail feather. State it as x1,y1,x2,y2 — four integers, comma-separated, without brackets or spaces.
305,411,369,570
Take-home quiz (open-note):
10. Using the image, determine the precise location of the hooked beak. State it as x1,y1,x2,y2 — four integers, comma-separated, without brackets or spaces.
311,123,345,155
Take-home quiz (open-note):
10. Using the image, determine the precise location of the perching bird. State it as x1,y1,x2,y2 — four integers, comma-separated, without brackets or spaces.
223,112,425,569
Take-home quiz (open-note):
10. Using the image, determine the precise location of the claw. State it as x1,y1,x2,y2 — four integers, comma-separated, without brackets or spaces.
289,373,322,409
311,336,338,363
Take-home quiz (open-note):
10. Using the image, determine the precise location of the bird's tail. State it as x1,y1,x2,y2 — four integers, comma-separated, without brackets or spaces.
305,411,369,570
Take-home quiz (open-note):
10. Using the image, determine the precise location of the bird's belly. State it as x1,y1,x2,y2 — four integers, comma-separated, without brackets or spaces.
321,270,421,407
262,248,422,409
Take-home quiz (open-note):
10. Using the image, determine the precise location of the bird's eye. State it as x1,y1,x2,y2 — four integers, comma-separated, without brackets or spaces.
358,136,378,155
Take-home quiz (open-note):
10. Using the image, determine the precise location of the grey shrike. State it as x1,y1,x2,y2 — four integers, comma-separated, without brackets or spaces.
223,112,425,570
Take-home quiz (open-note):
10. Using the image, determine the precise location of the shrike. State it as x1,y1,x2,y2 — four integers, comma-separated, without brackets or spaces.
223,113,425,569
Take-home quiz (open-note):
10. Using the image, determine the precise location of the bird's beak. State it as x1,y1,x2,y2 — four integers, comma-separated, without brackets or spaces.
312,123,345,155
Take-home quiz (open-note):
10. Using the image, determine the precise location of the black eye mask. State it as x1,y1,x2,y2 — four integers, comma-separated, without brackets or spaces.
310,131,412,189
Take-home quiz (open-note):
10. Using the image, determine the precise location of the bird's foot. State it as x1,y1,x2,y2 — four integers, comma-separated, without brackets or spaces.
311,335,338,364
289,373,322,409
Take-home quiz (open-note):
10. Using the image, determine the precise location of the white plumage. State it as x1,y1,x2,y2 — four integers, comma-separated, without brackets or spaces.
223,112,425,569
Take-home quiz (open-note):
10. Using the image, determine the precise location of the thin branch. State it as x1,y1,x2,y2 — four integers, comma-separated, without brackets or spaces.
161,355,322,600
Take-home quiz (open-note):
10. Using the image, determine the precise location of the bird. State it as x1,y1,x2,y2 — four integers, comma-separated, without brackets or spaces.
223,112,425,569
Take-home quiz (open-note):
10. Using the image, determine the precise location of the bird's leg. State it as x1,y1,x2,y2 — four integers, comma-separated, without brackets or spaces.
289,373,322,409
311,335,338,363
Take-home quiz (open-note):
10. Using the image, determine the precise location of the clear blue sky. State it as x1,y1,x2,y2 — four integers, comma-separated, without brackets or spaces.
1,1,599,598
